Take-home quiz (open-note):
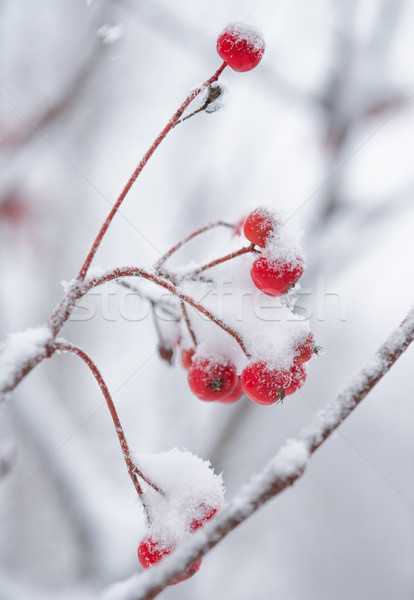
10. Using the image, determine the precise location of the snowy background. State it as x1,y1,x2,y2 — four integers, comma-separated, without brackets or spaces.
0,0,413,598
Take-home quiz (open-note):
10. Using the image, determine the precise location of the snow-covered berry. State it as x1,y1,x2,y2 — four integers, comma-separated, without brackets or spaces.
241,361,291,405
251,255,304,296
217,23,265,72
188,357,238,401
243,207,277,247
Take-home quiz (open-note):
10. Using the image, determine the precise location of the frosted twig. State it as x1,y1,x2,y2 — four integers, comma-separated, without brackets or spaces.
102,304,414,599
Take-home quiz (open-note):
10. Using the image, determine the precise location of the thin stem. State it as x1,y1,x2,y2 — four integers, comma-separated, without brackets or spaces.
77,61,227,282
154,220,234,275
190,244,258,277
84,267,251,357
54,341,164,497
181,301,197,346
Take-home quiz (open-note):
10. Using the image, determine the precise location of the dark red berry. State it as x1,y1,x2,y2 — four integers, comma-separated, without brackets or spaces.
251,256,304,296
293,333,315,365
138,537,202,585
240,361,291,405
243,208,276,247
157,343,174,365
217,23,265,72
217,377,243,403
188,357,238,401
285,364,307,396
190,505,218,532
181,348,195,370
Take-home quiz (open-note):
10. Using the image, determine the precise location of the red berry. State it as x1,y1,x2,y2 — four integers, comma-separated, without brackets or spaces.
285,364,307,396
138,537,202,585
217,23,265,72
190,505,218,532
251,256,304,296
188,357,237,401
293,333,315,365
217,377,243,403
243,208,276,248
181,348,195,370
240,361,291,405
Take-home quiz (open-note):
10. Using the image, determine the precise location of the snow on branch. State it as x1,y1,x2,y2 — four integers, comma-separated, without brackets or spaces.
0,326,53,398
102,304,414,600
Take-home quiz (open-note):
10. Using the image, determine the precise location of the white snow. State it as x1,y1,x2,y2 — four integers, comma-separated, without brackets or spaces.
134,448,225,549
0,326,52,394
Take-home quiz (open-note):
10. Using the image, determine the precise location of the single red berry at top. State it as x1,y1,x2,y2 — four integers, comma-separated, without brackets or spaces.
181,348,195,370
240,361,291,405
293,333,315,366
217,23,265,72
285,363,307,396
243,207,276,248
188,357,238,401
138,537,202,585
251,255,304,296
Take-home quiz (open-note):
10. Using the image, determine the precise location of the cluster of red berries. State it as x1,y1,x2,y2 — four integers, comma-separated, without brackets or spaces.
177,206,315,406
138,504,218,583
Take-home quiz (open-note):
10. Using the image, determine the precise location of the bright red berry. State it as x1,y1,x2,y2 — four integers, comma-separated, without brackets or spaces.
240,361,291,405
217,23,265,72
293,333,315,365
243,208,276,248
217,377,244,403
285,364,307,396
188,357,238,401
251,256,304,296
181,348,195,370
138,537,202,585
190,505,218,532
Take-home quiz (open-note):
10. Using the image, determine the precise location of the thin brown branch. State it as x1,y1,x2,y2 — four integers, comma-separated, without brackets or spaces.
54,341,164,498
77,62,227,281
190,244,257,277
154,220,235,275
181,301,197,346
102,304,414,599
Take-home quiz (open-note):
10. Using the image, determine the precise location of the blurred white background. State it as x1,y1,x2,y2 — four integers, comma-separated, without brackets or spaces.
0,0,413,598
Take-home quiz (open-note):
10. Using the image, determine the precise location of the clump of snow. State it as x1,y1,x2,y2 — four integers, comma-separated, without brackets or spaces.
270,438,309,478
96,23,125,45
134,448,225,549
0,326,53,393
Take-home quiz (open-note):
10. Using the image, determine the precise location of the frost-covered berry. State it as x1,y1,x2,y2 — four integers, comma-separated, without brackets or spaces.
243,207,276,248
251,256,304,296
240,361,291,405
190,504,218,532
217,377,243,403
293,333,315,365
181,348,195,370
138,537,202,585
217,23,265,72
285,363,307,396
188,357,238,401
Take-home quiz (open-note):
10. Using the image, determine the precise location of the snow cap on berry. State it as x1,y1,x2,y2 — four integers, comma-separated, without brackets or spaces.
217,22,265,72
134,449,225,548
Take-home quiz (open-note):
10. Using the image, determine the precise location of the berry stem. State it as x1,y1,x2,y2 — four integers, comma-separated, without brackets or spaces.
54,340,165,498
190,243,258,277
181,301,197,346
154,220,234,276
84,267,251,357
77,62,227,282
